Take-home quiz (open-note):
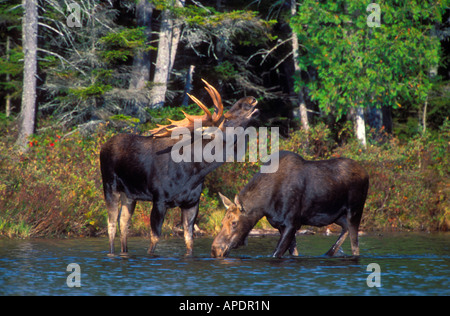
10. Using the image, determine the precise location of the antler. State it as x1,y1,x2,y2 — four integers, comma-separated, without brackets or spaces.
150,79,225,137
201,79,223,124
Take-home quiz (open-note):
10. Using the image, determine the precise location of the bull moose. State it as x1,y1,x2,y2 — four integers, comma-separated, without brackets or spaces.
100,80,258,256
211,151,369,258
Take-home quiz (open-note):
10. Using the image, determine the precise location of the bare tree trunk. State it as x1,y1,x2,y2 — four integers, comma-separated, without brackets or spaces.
149,0,184,108
422,98,428,134
421,65,437,134
291,0,309,131
297,87,309,131
129,0,153,91
354,106,367,148
5,92,11,118
6,35,12,117
182,65,195,106
16,0,38,152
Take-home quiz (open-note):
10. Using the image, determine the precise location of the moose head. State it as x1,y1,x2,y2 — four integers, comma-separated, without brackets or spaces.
211,193,256,258
150,79,258,137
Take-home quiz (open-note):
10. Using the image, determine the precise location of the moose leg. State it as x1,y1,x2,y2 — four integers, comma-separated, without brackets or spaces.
289,237,299,256
272,226,297,258
348,224,359,256
325,216,349,256
278,227,299,256
106,191,120,255
148,201,166,254
325,229,348,256
119,194,136,254
347,210,363,256
181,202,199,256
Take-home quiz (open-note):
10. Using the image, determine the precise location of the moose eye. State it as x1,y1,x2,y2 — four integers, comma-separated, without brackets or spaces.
231,221,238,229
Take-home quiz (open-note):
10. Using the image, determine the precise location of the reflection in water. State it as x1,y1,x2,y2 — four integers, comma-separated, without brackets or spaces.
0,233,448,295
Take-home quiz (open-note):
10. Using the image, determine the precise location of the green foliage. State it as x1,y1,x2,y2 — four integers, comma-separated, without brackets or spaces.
65,69,115,100
109,114,140,125
281,122,336,159
214,61,239,81
69,82,113,100
206,122,449,233
0,120,111,238
291,0,447,119
178,2,277,58
0,46,22,80
99,27,156,63
0,0,23,101
0,112,13,131
25,0,277,127
331,122,449,231
153,0,275,31
1,0,449,238
427,81,450,129
0,117,448,238
145,103,207,129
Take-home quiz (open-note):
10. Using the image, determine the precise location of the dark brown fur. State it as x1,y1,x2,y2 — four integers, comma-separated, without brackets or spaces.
211,151,369,258
100,96,258,256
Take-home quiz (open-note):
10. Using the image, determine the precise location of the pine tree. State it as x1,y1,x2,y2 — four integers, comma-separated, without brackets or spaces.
0,0,22,117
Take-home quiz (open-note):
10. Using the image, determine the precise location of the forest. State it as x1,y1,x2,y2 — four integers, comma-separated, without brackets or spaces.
0,0,449,238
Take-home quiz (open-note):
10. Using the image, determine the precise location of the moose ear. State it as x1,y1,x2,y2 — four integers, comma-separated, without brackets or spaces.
234,195,244,212
218,192,234,210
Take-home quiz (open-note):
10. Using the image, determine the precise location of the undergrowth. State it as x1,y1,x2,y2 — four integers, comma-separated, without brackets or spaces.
0,116,448,238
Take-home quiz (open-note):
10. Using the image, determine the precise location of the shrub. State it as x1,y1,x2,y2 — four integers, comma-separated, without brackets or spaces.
0,117,448,238
0,123,110,237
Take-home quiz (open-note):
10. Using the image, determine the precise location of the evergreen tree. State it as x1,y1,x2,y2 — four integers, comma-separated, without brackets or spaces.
0,0,22,118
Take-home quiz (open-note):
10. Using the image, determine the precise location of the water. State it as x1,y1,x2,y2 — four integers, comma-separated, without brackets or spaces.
0,233,448,296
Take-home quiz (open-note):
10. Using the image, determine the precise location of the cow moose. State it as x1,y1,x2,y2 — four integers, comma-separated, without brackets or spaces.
211,151,369,258
100,80,258,256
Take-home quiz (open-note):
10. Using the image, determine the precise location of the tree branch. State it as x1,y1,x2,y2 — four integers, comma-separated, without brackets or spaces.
37,48,87,76
246,37,294,66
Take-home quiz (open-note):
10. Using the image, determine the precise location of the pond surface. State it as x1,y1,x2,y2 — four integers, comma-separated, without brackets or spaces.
0,233,448,296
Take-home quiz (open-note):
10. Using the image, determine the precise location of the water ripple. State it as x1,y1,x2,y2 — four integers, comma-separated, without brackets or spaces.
0,233,448,295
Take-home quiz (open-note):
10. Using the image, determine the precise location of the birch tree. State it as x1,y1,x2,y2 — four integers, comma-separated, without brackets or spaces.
149,0,185,108
290,0,309,131
16,0,38,152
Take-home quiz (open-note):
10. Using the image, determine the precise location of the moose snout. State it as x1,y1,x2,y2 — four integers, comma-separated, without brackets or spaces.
211,243,228,258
